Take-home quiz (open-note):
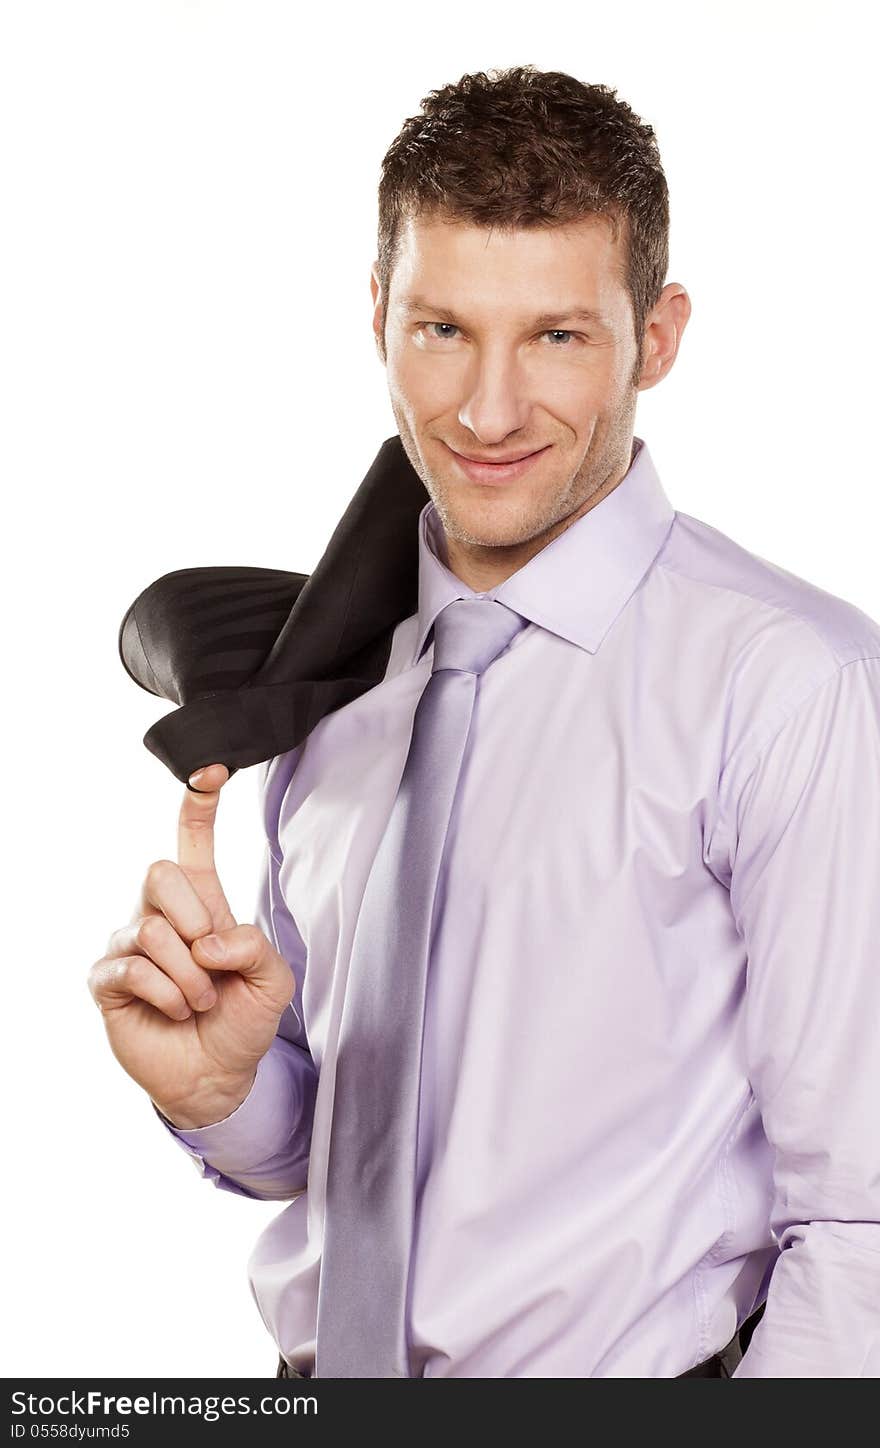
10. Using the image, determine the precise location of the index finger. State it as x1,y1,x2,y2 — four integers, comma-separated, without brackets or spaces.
177,763,230,877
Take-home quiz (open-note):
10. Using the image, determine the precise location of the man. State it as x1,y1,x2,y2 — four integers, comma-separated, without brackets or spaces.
90,65,880,1377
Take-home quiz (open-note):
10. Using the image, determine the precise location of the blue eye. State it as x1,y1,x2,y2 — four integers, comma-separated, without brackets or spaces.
420,323,580,346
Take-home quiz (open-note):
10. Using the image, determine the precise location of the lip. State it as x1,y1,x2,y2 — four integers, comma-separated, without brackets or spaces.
445,442,551,485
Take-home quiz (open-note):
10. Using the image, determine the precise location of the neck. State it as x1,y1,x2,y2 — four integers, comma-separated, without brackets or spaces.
442,449,634,592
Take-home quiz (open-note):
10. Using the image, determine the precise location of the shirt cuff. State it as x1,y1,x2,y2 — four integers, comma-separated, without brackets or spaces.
151,1035,312,1177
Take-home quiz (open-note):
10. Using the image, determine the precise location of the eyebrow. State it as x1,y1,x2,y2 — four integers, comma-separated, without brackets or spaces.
398,297,611,330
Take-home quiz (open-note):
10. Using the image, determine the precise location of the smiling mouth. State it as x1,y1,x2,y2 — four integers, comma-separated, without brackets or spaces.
443,442,551,484
454,447,544,464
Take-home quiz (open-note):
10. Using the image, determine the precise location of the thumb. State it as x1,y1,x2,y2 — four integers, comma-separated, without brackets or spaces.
191,923,296,1013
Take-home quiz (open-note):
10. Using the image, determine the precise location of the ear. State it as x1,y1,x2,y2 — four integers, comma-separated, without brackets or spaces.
636,283,692,392
371,263,386,363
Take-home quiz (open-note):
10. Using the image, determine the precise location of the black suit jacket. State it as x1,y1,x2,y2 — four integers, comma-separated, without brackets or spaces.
118,435,429,785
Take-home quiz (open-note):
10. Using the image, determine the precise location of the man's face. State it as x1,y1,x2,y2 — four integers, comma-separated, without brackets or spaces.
371,212,662,587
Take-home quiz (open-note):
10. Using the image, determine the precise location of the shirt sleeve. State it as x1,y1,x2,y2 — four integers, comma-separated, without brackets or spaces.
154,755,318,1202
722,655,880,1378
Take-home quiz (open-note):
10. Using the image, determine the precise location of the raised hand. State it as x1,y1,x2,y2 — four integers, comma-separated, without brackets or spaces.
88,763,295,1129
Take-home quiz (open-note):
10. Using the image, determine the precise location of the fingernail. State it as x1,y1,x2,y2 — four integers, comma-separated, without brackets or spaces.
189,768,207,786
197,987,217,1011
199,935,226,960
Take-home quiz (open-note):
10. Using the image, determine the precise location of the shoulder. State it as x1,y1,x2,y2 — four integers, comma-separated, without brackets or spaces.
657,509,880,664
653,509,880,760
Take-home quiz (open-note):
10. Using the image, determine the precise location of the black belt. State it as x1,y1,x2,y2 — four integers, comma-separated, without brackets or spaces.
276,1301,766,1379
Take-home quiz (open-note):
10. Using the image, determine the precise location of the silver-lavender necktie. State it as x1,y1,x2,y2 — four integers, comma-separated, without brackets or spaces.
314,595,530,1378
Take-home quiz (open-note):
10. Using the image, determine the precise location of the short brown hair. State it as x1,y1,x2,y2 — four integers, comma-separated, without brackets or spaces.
376,65,669,381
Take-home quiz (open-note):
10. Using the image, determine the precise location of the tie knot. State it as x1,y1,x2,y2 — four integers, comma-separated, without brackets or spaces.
430,597,528,677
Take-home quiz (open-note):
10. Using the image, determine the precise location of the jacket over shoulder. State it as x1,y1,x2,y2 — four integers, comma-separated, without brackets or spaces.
117,435,428,784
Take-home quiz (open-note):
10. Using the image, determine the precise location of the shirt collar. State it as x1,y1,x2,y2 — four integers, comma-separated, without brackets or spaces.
412,435,676,664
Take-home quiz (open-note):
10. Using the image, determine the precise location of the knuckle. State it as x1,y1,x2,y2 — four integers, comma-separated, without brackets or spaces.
239,923,266,953
185,812,212,832
144,858,177,894
135,914,169,954
86,958,108,996
103,927,121,957
113,954,145,988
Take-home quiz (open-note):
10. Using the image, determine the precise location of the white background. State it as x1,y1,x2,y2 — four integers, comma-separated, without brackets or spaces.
2,0,877,1379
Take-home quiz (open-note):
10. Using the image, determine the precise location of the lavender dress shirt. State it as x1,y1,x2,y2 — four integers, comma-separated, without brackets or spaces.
159,436,880,1378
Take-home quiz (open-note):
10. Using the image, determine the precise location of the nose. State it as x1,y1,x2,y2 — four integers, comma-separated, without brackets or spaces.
457,347,533,445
